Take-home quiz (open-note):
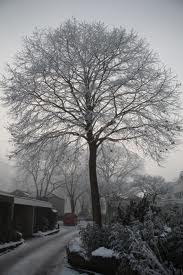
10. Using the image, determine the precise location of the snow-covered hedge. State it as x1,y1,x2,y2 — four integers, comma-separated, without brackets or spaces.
78,196,183,274
80,223,111,255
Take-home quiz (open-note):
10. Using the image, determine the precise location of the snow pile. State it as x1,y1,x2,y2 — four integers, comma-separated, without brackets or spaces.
164,225,171,233
160,225,172,237
0,240,24,250
80,223,111,255
92,247,119,259
77,221,89,229
68,237,82,253
33,231,46,237
33,228,59,237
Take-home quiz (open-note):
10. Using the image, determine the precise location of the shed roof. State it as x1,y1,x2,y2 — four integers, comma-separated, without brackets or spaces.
14,196,52,208
0,191,14,203
0,190,52,208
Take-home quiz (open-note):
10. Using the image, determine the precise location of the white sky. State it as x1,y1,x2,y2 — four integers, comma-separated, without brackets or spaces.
0,0,183,181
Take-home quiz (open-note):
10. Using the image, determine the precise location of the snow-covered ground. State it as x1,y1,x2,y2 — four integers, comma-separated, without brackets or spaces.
32,228,59,237
0,225,78,275
0,239,24,252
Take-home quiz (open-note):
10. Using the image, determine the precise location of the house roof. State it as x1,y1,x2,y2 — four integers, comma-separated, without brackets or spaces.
0,190,14,203
0,190,52,208
14,196,52,208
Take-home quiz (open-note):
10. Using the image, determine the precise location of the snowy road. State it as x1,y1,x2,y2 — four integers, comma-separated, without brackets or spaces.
0,227,77,275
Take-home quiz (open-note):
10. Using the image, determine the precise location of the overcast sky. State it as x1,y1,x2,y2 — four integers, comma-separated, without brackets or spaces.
0,0,183,181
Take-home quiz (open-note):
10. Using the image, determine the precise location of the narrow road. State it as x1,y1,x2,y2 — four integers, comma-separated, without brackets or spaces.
0,227,77,275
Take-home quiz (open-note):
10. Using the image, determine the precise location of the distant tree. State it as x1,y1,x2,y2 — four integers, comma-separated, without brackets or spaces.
78,190,91,217
59,148,89,214
17,140,66,198
97,143,143,197
1,20,182,226
131,174,167,203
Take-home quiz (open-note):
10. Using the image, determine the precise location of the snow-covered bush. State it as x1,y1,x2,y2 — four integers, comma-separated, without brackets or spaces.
160,224,183,269
161,205,183,227
39,217,49,232
109,222,173,275
78,197,183,274
113,195,163,226
80,223,111,255
117,239,173,275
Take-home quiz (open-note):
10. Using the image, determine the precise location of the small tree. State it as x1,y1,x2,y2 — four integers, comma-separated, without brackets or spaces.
1,20,182,226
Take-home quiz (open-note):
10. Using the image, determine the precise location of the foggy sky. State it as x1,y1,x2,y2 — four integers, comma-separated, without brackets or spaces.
0,0,183,181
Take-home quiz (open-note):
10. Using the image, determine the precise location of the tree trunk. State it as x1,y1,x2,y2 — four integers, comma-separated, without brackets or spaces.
88,142,102,227
70,197,75,213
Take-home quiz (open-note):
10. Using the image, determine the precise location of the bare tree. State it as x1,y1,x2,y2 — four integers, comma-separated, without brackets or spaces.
1,20,182,226
17,140,66,198
97,143,143,197
59,148,89,213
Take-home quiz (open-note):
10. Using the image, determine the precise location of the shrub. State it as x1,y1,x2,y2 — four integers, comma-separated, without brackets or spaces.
80,223,111,256
161,224,183,269
39,217,49,232
117,240,173,275
113,195,162,226
109,223,173,275
78,197,183,274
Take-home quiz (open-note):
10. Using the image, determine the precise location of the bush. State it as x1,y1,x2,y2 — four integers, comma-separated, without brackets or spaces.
161,205,183,227
117,240,173,275
160,224,183,269
39,217,49,232
80,223,111,256
79,197,183,275
113,195,163,226
109,222,174,275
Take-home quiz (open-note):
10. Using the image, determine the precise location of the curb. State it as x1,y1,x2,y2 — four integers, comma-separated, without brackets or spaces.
0,240,24,254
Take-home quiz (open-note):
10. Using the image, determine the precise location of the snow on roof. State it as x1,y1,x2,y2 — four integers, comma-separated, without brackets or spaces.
0,190,53,208
0,190,14,197
51,209,58,213
0,190,14,203
14,196,52,208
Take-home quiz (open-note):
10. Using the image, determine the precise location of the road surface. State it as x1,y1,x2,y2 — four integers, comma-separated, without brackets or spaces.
0,227,77,275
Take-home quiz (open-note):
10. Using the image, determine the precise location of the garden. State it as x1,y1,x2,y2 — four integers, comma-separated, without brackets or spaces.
67,195,183,275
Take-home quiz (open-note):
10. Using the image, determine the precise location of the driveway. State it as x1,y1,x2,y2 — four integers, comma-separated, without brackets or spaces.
0,226,77,275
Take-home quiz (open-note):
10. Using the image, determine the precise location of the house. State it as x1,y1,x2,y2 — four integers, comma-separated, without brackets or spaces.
0,190,56,240
173,171,183,200
48,194,65,219
0,191,14,242
11,189,65,219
